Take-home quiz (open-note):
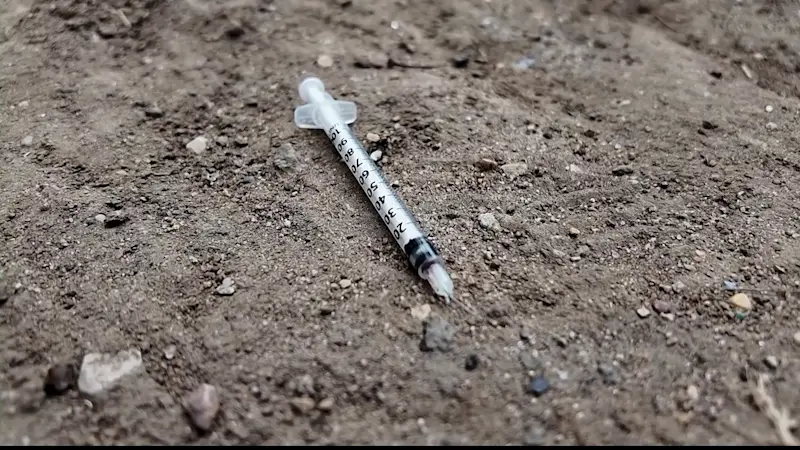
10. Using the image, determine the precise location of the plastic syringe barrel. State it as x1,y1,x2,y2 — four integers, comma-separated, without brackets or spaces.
294,78,445,270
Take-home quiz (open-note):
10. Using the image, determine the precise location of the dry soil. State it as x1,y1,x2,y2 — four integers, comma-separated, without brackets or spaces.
2,0,800,445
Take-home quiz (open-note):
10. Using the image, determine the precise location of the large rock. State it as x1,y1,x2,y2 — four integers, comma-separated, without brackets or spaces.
184,383,220,431
78,348,145,396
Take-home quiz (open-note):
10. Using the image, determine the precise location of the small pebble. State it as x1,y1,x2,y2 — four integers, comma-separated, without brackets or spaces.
94,214,107,224
338,279,352,289
184,383,220,431
216,277,236,296
44,363,77,396
317,54,334,68
568,227,580,237
274,143,301,172
701,120,718,130
478,213,501,231
164,345,177,360
233,135,248,147
765,105,774,113
474,158,498,171
369,150,383,162
21,135,34,147
294,374,315,396
290,396,316,415
723,279,738,291
766,122,778,130
652,300,671,314
103,212,128,228
144,106,163,118
410,304,431,321
319,304,335,316
186,136,208,154
793,331,800,345
687,385,699,401
612,165,634,176
729,293,752,311
597,362,619,385
452,54,470,68
317,397,334,412
366,132,380,142
527,375,550,396
464,354,480,371
764,355,779,370
519,328,533,342
500,162,528,178
636,307,651,318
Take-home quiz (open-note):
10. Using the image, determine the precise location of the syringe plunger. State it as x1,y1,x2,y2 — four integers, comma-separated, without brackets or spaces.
295,77,357,130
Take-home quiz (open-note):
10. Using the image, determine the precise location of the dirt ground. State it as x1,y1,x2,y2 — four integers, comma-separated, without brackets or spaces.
2,0,800,445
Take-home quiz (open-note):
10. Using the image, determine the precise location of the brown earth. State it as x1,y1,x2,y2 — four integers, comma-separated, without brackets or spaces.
2,0,800,445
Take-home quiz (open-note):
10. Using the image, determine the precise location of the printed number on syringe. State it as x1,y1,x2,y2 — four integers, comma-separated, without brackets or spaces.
327,125,408,241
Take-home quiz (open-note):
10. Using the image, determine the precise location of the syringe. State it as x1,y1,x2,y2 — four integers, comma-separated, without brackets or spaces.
294,76,454,304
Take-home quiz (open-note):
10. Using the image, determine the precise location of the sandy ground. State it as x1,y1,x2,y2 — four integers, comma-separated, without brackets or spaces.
2,0,800,445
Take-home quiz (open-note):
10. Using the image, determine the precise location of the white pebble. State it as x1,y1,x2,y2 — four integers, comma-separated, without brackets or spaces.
687,384,699,401
410,304,431,321
215,277,236,296
164,345,177,360
78,349,144,396
764,355,779,369
766,122,778,130
478,213,501,231
765,105,774,113
500,162,528,178
317,54,333,68
186,136,208,154
729,293,752,311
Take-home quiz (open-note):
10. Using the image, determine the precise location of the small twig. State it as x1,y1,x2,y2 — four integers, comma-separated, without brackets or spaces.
102,4,132,29
741,64,754,80
653,15,679,33
750,373,798,446
115,9,132,28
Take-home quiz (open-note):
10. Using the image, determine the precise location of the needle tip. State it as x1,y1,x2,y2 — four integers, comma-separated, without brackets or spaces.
422,262,454,303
